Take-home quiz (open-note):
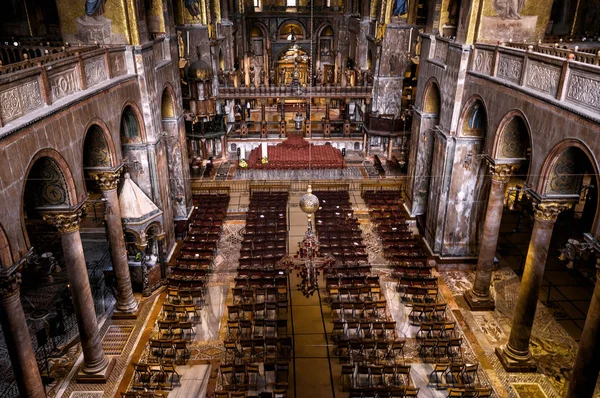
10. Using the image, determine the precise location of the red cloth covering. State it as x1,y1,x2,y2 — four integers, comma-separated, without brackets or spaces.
247,136,344,169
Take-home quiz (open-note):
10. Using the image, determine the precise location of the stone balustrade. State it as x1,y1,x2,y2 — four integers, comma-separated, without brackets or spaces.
505,42,600,65
0,46,130,128
469,42,600,118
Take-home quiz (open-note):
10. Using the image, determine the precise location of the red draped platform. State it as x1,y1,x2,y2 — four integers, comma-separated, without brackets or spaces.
247,136,345,169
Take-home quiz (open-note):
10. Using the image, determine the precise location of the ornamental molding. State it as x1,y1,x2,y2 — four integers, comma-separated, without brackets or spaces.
532,202,572,222
42,210,83,233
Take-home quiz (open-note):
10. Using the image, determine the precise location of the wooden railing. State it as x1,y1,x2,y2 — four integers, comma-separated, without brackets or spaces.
505,42,600,66
0,44,99,75
218,85,373,99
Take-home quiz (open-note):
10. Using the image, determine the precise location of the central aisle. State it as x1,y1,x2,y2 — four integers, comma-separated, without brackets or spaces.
287,193,347,398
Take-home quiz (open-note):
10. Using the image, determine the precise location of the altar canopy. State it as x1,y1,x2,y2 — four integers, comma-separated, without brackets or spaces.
246,136,344,169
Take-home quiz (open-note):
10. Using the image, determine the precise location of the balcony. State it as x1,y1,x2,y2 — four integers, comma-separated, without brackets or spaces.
218,85,373,100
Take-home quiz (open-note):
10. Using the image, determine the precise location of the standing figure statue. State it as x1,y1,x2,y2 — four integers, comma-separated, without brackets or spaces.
86,0,107,16
326,68,333,85
392,0,408,16
250,66,256,87
316,68,323,85
493,0,525,20
269,68,275,85
258,68,264,86
184,0,201,17
356,69,364,86
336,66,342,85
279,68,286,86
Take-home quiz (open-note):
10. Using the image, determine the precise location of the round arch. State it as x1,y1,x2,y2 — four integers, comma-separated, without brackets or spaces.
0,223,12,267
491,109,533,162
20,149,79,247
250,21,269,38
278,20,306,40
81,118,118,168
161,84,177,119
457,95,488,138
422,78,441,115
120,101,148,144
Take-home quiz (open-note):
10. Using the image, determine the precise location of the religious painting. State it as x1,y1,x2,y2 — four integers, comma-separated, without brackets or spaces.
545,147,589,196
479,0,554,43
251,39,264,56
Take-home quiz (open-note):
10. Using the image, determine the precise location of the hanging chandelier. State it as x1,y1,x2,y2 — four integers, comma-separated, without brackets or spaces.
280,185,336,297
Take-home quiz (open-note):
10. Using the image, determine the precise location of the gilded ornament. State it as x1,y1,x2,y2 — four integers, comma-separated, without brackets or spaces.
89,170,121,191
532,202,572,222
43,211,83,233
490,163,519,183
299,185,320,215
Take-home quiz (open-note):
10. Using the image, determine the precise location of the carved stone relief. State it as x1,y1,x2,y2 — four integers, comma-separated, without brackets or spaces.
473,50,493,75
434,40,448,62
526,61,560,97
85,57,108,88
0,79,43,123
110,53,126,77
49,69,80,102
566,73,600,111
497,55,523,83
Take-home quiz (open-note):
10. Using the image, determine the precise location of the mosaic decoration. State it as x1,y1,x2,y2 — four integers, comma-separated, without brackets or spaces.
83,126,111,168
462,101,486,137
102,325,134,355
512,383,549,398
26,157,69,208
545,147,586,195
120,107,142,144
498,117,528,159
423,83,441,114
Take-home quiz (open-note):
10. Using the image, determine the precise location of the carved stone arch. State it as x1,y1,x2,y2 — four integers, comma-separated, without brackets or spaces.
492,110,532,162
0,223,12,267
458,95,488,138
82,118,118,169
422,78,441,115
120,101,148,145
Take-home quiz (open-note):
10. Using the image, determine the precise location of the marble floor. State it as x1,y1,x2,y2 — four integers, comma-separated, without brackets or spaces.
45,186,598,398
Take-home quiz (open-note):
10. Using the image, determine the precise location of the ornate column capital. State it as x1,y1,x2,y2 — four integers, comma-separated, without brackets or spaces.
490,163,520,183
88,169,122,191
0,266,22,299
42,210,83,233
533,202,572,222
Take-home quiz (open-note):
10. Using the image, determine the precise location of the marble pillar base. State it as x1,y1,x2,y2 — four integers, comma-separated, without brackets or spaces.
112,298,140,319
464,289,496,311
76,357,116,383
495,345,537,372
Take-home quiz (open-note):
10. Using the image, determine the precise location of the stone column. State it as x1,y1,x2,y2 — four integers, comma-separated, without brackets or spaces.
496,201,571,372
0,266,45,398
90,170,138,316
221,135,227,160
387,136,394,159
566,265,600,397
42,211,110,376
465,163,519,310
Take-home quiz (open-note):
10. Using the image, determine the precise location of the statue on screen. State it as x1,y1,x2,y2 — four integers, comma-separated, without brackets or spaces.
184,0,202,17
392,0,408,16
86,0,107,16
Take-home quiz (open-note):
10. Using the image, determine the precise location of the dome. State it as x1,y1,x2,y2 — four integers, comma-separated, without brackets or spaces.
188,60,213,80
299,185,320,214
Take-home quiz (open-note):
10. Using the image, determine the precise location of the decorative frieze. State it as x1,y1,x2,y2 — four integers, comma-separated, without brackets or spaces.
497,55,523,83
49,69,80,102
0,79,43,123
84,57,108,88
473,50,493,75
526,61,560,97
434,40,448,63
566,73,600,111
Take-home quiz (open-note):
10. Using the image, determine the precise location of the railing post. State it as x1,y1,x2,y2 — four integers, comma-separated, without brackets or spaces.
556,53,573,101
39,65,52,106
519,45,532,87
104,48,112,79
492,42,501,77
77,53,87,91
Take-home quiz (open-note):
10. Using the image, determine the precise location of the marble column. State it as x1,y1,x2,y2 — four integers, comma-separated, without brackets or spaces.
496,201,571,372
42,211,109,375
566,265,600,397
89,170,138,315
0,266,45,398
465,163,519,310
387,137,394,159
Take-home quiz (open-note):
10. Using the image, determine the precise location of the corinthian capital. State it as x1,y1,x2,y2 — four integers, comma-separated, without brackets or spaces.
88,169,122,191
533,202,572,222
0,266,22,299
490,163,520,183
42,211,83,233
